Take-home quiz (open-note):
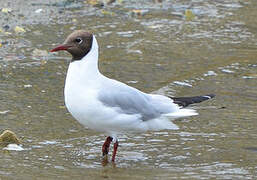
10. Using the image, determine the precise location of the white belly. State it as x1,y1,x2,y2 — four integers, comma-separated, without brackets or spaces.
64,85,136,133
65,87,104,131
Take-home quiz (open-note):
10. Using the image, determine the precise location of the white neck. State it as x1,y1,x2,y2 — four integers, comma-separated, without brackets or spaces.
65,35,103,92
84,35,99,65
79,35,99,73
68,35,100,75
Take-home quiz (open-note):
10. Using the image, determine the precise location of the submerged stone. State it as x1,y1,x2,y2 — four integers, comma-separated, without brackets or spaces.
0,130,21,147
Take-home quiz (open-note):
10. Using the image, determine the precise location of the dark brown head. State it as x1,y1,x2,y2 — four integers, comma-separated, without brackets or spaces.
50,30,93,61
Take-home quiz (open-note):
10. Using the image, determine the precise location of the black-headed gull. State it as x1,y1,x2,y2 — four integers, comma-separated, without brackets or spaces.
50,30,215,162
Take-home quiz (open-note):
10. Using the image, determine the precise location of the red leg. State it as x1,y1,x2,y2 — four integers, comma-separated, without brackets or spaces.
102,136,113,156
111,140,119,162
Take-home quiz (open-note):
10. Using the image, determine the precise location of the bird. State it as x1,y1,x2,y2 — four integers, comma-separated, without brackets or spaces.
50,30,215,162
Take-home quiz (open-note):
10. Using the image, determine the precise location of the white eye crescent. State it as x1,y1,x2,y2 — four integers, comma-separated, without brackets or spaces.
75,37,83,44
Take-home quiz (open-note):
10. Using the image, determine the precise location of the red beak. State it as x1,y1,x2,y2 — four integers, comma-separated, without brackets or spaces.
50,45,72,52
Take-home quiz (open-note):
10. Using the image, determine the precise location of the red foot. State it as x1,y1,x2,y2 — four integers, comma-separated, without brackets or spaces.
111,141,119,162
102,136,113,156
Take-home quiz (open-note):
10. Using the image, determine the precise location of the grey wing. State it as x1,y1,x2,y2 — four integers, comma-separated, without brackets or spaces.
98,81,161,121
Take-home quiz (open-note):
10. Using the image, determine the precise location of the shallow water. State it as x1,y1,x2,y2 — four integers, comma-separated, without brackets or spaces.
0,0,256,179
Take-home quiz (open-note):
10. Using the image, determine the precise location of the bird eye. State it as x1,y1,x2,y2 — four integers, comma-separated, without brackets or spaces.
75,37,83,44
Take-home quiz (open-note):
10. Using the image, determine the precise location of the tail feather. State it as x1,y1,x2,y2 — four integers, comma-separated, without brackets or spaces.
170,94,215,107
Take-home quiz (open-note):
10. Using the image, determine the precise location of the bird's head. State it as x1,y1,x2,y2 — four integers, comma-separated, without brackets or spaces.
50,30,93,61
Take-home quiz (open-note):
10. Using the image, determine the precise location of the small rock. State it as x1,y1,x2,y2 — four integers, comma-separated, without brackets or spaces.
3,144,24,151
153,0,162,3
35,9,43,13
131,9,149,16
1,8,12,13
0,110,9,114
14,26,26,33
173,81,192,87
3,25,10,31
32,48,48,57
40,60,47,65
86,0,104,7
5,32,12,35
185,9,195,21
101,9,115,16
106,0,115,4
0,130,21,147
204,71,217,77
24,84,32,88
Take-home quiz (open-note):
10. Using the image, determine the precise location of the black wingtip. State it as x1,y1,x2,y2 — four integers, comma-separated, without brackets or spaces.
170,94,216,107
